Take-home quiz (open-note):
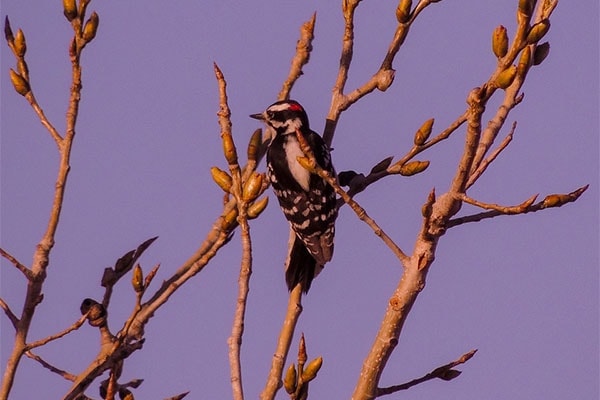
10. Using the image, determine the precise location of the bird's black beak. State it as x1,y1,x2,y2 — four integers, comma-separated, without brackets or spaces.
249,112,265,121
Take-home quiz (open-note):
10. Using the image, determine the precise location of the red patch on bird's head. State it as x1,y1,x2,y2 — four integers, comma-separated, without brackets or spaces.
288,102,304,112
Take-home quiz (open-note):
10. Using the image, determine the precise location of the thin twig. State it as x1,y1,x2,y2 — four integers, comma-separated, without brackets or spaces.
25,313,88,350
467,121,516,189
0,297,19,328
448,185,589,228
451,87,485,194
294,129,410,265
25,350,77,381
377,349,477,396
324,167,409,265
24,91,64,146
278,13,316,101
0,248,32,280
457,192,538,215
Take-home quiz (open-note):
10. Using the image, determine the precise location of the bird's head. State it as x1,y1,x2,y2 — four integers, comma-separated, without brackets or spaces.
250,100,310,136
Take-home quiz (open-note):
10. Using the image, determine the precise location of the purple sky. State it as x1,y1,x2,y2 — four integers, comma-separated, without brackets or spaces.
1,1,598,399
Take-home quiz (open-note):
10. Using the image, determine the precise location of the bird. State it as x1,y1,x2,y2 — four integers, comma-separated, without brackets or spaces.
250,100,337,293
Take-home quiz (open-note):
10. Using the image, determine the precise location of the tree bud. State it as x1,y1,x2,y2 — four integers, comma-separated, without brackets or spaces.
414,118,434,146
247,196,269,219
221,133,238,165
495,65,517,89
221,208,239,230
132,264,144,293
527,19,550,44
533,42,550,65
9,69,30,96
395,0,412,23
542,194,569,208
82,11,99,43
491,25,508,59
4,16,14,46
388,160,430,176
518,0,534,16
14,29,26,57
296,156,316,173
63,0,78,21
283,364,297,394
210,166,232,192
517,46,531,76
439,369,462,381
247,128,262,163
242,172,263,202
370,156,393,174
301,356,323,382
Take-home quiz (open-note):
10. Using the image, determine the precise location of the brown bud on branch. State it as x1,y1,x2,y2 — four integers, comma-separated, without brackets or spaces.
242,172,263,202
82,11,99,43
210,166,233,193
414,118,434,146
247,197,269,219
283,364,297,394
495,65,517,89
247,129,262,163
533,42,550,65
14,29,26,57
517,46,531,76
221,208,239,230
492,25,508,59
9,69,30,96
527,19,550,44
396,0,412,23
63,0,78,21
388,160,430,176
518,0,534,17
4,16,14,47
221,133,238,166
132,264,144,293
301,356,323,382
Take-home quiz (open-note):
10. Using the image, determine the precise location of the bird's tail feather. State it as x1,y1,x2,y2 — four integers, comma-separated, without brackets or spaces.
286,236,318,293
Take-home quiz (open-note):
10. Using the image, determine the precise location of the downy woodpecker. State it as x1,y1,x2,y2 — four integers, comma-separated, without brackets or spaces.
250,100,337,292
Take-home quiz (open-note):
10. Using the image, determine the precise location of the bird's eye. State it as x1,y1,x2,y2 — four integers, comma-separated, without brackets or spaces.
266,111,275,119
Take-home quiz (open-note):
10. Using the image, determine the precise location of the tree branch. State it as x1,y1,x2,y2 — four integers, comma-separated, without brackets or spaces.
0,248,32,280
448,185,589,228
261,286,303,400
466,121,516,189
278,13,316,102
351,2,569,398
1,7,96,398
295,130,410,265
216,62,255,400
376,349,477,396
25,313,88,350
0,298,19,329
458,192,538,215
24,350,77,382
323,0,442,146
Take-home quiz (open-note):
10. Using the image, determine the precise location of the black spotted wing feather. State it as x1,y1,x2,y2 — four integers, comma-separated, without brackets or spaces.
267,130,337,266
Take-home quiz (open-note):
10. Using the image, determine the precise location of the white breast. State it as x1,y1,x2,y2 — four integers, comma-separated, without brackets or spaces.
283,135,311,191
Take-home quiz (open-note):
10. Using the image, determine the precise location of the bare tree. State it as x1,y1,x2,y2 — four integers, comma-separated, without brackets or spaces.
0,0,590,399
